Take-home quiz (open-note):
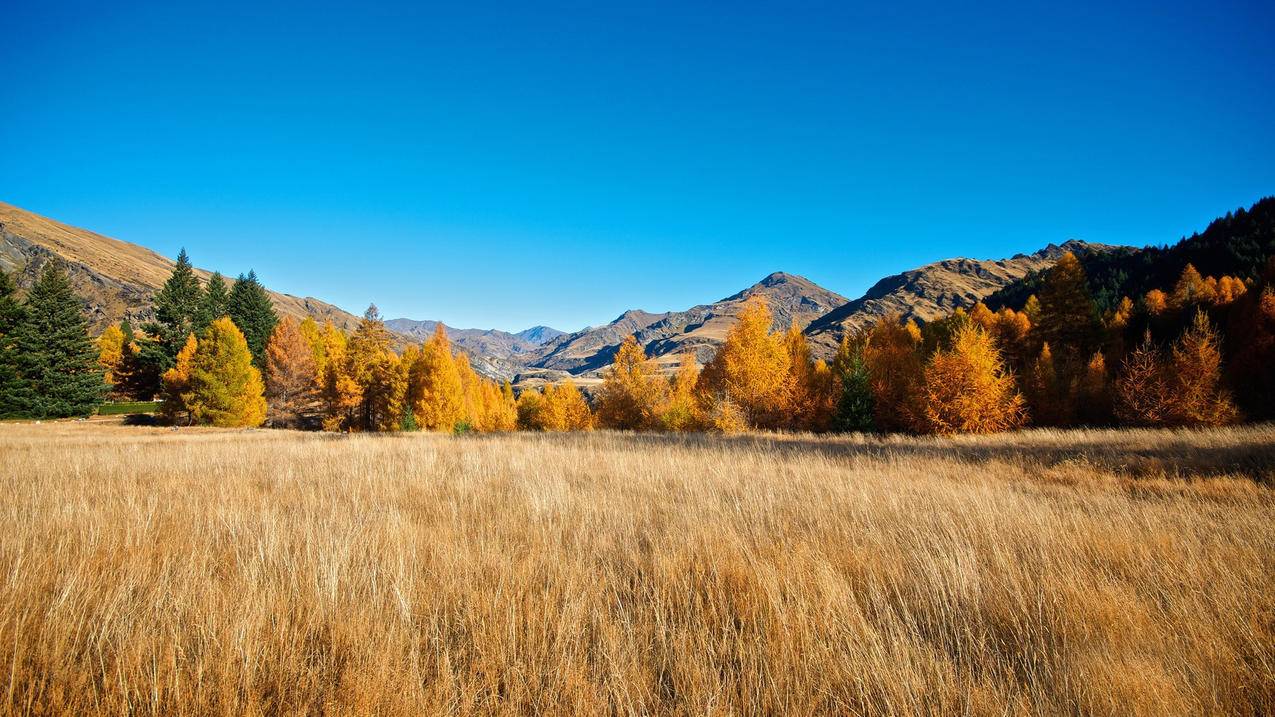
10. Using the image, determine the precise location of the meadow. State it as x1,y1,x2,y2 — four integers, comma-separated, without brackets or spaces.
0,422,1272,715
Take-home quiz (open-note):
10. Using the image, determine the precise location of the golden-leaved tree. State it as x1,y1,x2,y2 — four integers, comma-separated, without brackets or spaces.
699,297,789,430
541,380,593,431
159,333,198,425
344,305,395,432
917,323,1024,435
780,327,835,432
657,354,703,431
408,326,465,432
319,323,359,431
97,324,126,395
186,317,267,427
1164,310,1239,426
1114,332,1171,426
516,387,547,431
362,350,407,432
595,335,666,430
862,314,923,432
264,317,318,427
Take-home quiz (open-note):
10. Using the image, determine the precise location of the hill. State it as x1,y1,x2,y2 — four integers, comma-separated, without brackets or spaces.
524,272,847,377
985,197,1275,313
0,201,364,334
803,240,1118,354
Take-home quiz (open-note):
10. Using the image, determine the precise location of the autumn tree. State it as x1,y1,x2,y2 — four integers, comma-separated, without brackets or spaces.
1023,343,1074,426
362,350,407,432
298,317,326,381
541,380,593,431
698,297,789,429
264,317,319,427
657,354,704,431
492,381,518,432
228,271,278,368
186,317,267,427
1143,289,1168,316
1163,310,1239,426
1169,264,1213,311
1079,351,1112,425
1113,332,1171,427
1033,252,1099,356
780,327,835,431
98,324,127,396
595,334,666,430
343,305,396,431
917,323,1025,435
408,325,465,432
319,324,359,431
8,262,109,418
516,387,547,431
862,314,923,432
159,333,199,425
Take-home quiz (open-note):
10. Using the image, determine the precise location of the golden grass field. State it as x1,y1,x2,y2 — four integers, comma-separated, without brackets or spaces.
1,422,1273,715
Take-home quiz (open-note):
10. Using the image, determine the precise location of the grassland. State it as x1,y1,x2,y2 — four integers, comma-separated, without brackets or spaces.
0,423,1272,715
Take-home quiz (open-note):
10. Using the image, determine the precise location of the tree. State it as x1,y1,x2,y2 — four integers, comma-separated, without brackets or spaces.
541,380,593,431
780,327,835,431
298,317,326,379
1079,351,1112,425
862,314,923,432
407,325,465,432
197,271,230,332
140,248,203,374
1113,332,1171,427
228,271,278,368
0,270,28,417
657,354,704,431
318,324,359,432
186,317,267,427
9,262,108,417
1169,264,1213,311
516,388,547,431
159,334,199,425
918,323,1025,435
1163,311,1239,426
1034,252,1099,356
1227,286,1275,419
493,381,518,432
595,335,666,430
1143,289,1168,316
97,324,127,398
831,332,874,433
1023,343,1074,427
343,305,396,431
362,350,407,432
264,317,319,427
698,297,789,429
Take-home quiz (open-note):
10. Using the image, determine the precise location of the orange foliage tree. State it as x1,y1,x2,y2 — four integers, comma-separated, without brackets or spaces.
595,335,666,430
159,333,199,425
862,314,923,432
264,317,319,427
407,326,465,432
698,297,789,430
1163,310,1239,426
917,323,1025,435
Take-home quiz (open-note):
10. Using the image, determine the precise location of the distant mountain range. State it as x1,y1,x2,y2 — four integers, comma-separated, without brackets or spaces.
0,199,1124,383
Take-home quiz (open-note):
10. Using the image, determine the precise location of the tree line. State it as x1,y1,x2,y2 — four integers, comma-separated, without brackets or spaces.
3,246,1273,435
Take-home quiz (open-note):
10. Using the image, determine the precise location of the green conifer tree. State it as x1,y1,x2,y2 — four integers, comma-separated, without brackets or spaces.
197,271,230,332
141,248,203,374
0,270,28,417
9,262,108,417
228,270,278,368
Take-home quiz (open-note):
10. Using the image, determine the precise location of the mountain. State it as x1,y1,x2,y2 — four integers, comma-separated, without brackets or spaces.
985,197,1275,314
514,325,566,345
803,240,1119,354
0,201,365,334
524,272,848,377
386,318,564,364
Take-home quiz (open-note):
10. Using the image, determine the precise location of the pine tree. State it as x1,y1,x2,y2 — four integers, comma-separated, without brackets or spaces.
407,325,464,431
159,334,199,425
0,270,29,417
187,317,267,427
9,262,108,417
227,271,278,368
831,332,874,433
264,317,319,427
595,335,665,430
1034,252,1099,356
918,323,1025,435
197,271,231,332
140,249,203,375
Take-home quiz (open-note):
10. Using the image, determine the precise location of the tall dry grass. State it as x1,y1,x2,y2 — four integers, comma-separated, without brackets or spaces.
0,422,1272,715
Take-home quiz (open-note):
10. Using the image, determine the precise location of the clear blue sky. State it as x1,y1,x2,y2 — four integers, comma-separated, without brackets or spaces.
2,1,1272,332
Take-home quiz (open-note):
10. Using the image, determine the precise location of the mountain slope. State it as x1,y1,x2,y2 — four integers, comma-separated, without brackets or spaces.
804,240,1118,354
0,201,365,334
527,272,848,376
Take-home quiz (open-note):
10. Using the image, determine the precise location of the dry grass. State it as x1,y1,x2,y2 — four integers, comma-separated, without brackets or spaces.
1,423,1272,715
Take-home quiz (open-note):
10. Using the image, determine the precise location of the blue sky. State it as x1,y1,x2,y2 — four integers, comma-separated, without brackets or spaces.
2,1,1272,332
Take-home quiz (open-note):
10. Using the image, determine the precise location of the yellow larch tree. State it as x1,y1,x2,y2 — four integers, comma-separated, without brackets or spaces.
917,323,1025,435
698,297,789,430
264,316,319,427
1114,332,1171,426
186,317,267,428
1164,310,1239,426
319,324,359,431
516,387,547,431
595,334,666,430
862,314,924,432
657,354,704,431
408,326,465,432
298,317,326,379
159,333,199,425
362,349,407,432
541,380,593,431
97,323,126,396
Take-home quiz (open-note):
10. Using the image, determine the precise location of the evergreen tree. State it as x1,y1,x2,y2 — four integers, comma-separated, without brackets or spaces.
197,271,231,332
141,249,203,374
1034,252,1100,355
228,271,278,368
9,262,108,417
831,334,874,433
0,270,28,417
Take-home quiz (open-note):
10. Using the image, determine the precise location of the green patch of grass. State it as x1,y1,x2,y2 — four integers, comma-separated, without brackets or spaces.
97,401,160,416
